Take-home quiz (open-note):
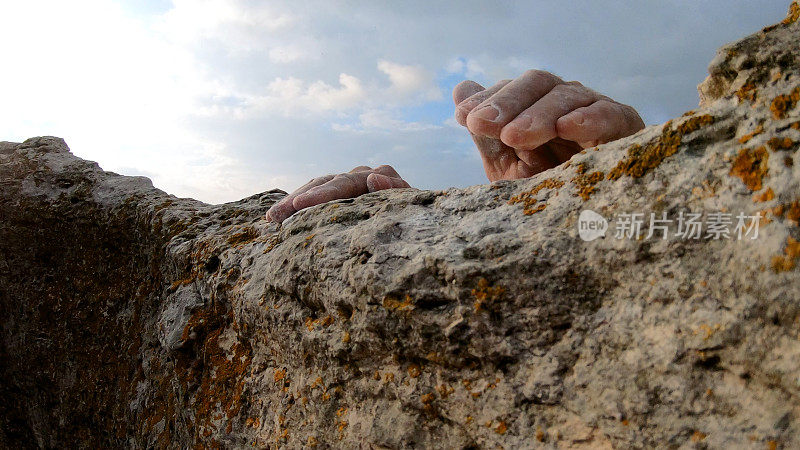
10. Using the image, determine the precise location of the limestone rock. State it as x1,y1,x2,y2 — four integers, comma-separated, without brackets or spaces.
1,4,800,449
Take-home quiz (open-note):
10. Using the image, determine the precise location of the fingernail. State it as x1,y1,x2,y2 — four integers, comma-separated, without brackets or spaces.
470,105,499,122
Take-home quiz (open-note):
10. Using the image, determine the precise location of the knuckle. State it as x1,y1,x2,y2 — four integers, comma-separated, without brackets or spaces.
523,69,543,78
550,83,571,93
523,69,560,84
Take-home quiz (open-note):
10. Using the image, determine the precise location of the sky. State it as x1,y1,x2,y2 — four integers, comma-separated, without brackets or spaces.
0,1,791,204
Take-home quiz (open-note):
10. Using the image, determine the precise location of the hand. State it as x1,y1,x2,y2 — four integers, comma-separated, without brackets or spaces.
453,70,645,182
266,165,411,223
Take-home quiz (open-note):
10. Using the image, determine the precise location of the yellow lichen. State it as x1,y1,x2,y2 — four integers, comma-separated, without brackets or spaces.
767,136,797,151
782,1,800,24
735,83,757,103
383,294,414,311
572,169,605,201
507,178,564,215
730,146,769,191
695,323,721,341
608,115,714,180
753,187,775,203
770,87,800,120
771,237,800,272
226,226,258,246
436,384,453,399
472,277,505,312
691,430,707,442
738,124,764,144
787,200,800,222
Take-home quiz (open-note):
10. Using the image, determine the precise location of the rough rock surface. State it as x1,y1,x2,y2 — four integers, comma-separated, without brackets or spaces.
1,4,800,449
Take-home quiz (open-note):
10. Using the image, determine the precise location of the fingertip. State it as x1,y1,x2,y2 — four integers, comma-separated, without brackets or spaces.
291,192,312,210
466,109,502,139
267,201,293,224
366,173,391,192
453,80,484,105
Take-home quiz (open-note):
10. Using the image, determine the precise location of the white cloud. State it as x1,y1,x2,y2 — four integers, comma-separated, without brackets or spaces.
377,60,441,101
253,73,367,115
268,45,308,63
212,61,442,119
155,0,295,52
333,110,442,133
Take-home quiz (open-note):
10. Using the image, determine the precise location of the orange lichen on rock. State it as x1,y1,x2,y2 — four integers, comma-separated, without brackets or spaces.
730,146,769,191
226,226,258,247
736,83,757,103
572,169,605,201
495,421,508,435
169,277,194,291
767,136,797,151
676,114,716,135
786,200,800,222
274,368,286,383
738,124,764,144
770,87,800,120
771,237,800,272
507,178,564,215
383,294,414,311
783,1,800,24
436,384,453,399
472,277,506,312
608,115,714,180
753,187,775,203
691,430,707,442
407,363,421,378
187,326,253,438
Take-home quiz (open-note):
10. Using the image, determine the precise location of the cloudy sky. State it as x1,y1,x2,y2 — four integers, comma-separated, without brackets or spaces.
0,1,790,203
